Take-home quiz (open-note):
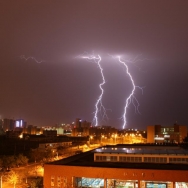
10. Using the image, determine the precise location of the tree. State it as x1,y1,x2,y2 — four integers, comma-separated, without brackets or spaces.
16,154,28,166
6,171,19,188
2,155,16,169
20,169,30,184
0,157,3,167
30,149,45,162
29,177,43,188
44,149,54,161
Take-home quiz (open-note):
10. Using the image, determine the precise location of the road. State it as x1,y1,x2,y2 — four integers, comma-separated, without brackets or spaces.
0,144,100,188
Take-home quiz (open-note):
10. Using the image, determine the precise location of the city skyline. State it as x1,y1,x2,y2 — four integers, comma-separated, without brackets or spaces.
1,1,188,129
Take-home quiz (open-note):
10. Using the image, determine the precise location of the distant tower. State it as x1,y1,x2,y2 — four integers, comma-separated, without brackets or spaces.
2,118,15,131
15,119,27,128
75,118,82,128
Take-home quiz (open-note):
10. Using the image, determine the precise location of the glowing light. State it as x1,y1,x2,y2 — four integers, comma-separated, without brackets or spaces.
19,134,23,139
82,54,107,126
117,56,143,129
20,55,44,63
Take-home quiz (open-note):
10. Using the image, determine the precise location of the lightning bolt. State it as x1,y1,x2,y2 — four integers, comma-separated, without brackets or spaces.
82,54,107,126
20,55,44,63
117,56,143,129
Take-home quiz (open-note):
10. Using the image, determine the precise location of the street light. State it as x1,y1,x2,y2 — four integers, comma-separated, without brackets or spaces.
55,152,59,160
101,135,104,144
0,174,2,188
115,134,117,144
90,136,93,145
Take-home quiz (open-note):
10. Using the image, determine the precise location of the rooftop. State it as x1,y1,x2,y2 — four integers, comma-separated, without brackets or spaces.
94,145,188,155
49,144,188,170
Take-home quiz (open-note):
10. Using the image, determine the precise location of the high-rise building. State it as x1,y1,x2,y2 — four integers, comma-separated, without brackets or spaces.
15,119,26,128
72,118,91,136
2,118,15,131
1,118,27,131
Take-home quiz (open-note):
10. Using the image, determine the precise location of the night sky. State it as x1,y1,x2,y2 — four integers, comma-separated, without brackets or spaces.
1,1,188,130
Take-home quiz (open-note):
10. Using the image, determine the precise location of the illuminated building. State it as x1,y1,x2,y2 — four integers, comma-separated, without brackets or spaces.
1,118,27,131
44,144,188,188
15,119,26,128
147,124,187,143
38,142,72,150
72,118,91,136
56,127,64,135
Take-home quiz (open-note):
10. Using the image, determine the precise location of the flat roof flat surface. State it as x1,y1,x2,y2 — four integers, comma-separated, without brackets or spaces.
94,146,188,155
48,145,188,170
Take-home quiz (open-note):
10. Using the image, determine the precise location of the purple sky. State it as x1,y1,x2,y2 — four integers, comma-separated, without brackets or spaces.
1,1,188,129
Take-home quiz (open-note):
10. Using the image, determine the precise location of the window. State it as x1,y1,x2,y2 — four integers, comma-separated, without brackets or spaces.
107,156,111,161
120,156,126,162
96,155,107,161
143,157,167,163
102,156,107,161
152,157,155,162
51,176,55,187
96,156,100,161
131,157,134,162
57,176,61,188
63,177,67,188
160,158,164,163
127,157,131,162
144,157,147,162
135,157,139,162
119,156,123,161
160,157,167,163
111,156,117,161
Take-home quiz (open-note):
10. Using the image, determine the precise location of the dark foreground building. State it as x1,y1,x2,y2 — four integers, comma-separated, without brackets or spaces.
44,144,188,188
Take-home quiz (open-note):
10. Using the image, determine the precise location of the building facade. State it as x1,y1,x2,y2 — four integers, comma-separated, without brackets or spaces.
72,118,91,136
147,124,187,143
44,145,188,188
43,130,57,137
1,118,27,131
2,118,15,131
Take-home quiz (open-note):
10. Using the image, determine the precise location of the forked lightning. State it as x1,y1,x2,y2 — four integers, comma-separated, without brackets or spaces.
82,54,107,126
117,56,143,129
20,55,44,63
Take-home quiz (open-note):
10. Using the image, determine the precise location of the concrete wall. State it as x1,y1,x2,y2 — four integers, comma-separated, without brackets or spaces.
147,125,155,143
179,125,187,142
